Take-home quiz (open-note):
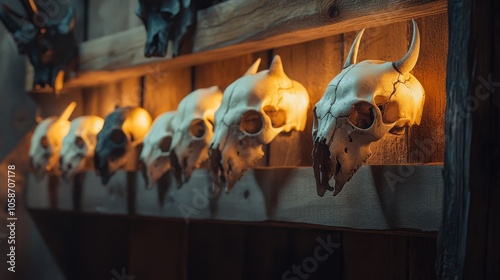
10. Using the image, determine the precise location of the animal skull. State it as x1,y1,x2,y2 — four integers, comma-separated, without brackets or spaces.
209,55,310,193
312,20,425,196
139,111,176,189
136,0,198,57
29,102,76,176
170,86,223,185
0,1,77,93
59,116,104,179
94,107,152,185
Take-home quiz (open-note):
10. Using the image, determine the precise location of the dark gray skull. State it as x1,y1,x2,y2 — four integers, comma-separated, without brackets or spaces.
136,0,215,57
0,1,77,93
94,107,152,185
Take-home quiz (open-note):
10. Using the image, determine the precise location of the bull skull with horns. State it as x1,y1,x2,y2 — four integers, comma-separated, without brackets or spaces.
209,56,310,194
312,19,425,196
136,0,216,57
29,102,76,177
0,0,77,93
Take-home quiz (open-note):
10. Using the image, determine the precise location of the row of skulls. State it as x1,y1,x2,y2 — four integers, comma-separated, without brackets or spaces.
29,20,425,196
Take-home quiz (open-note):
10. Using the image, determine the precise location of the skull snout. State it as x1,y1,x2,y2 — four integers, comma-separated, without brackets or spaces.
138,159,150,188
144,20,169,57
312,138,334,197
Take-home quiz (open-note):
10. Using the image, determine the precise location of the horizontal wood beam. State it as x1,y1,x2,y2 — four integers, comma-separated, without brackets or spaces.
26,165,444,234
30,0,447,93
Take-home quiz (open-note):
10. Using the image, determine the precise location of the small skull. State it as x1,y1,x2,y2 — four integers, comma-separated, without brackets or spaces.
209,55,310,193
139,111,176,189
170,86,223,185
313,20,425,196
94,107,152,185
29,102,76,176
59,116,104,179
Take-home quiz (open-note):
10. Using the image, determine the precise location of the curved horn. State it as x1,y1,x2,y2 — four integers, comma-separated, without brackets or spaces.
58,102,77,122
393,19,420,75
21,0,38,20
343,29,365,69
245,58,261,75
268,55,285,76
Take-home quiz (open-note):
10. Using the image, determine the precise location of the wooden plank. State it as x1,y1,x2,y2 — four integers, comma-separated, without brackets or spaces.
31,0,447,92
143,67,192,118
87,0,141,40
36,165,443,232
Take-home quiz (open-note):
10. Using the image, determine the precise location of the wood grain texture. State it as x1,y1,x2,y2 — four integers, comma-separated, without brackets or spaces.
143,67,192,118
31,0,447,91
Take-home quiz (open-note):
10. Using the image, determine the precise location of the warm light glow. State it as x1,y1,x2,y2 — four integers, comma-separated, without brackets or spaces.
122,108,153,141
54,70,65,94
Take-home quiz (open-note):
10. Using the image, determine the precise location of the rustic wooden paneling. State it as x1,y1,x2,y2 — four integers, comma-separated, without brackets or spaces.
46,1,447,91
408,14,448,163
87,0,141,40
272,35,343,166
82,77,142,117
143,67,192,118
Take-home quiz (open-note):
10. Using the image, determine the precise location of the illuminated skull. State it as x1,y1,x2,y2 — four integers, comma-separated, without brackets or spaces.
209,55,310,193
139,111,176,189
313,20,425,196
170,86,223,185
94,107,152,185
29,102,76,176
60,116,104,179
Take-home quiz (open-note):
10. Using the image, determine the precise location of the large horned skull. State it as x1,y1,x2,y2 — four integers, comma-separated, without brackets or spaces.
170,86,222,185
313,20,425,196
0,1,77,93
29,102,76,176
136,0,194,57
60,116,104,179
210,56,310,193
139,111,176,189
94,107,152,185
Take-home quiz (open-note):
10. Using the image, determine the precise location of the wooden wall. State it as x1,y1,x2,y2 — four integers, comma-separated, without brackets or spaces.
24,1,448,279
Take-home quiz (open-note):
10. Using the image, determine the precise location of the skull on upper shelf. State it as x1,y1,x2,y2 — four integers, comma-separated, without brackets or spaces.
29,102,76,177
136,0,213,57
170,86,223,185
59,116,104,179
94,107,152,185
209,55,310,194
139,111,176,189
0,1,77,93
312,19,425,197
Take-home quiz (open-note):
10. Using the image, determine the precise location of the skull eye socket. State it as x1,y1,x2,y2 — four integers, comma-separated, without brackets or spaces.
189,119,206,139
74,136,85,149
263,106,287,128
111,129,126,144
40,136,49,149
240,110,263,135
349,102,375,129
159,136,172,152
161,11,173,21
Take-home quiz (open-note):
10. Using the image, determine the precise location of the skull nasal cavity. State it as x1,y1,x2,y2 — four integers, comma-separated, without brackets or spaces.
263,106,287,128
159,136,172,152
189,119,206,138
240,111,263,134
349,102,375,129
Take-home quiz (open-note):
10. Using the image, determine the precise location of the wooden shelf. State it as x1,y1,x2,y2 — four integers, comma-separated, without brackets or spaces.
26,164,443,234
28,0,447,92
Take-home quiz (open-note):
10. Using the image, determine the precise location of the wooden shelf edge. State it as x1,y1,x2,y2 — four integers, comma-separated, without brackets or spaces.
25,165,444,234
27,0,447,93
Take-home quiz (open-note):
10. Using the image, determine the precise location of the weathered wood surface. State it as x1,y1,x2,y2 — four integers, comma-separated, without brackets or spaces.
87,0,141,40
26,165,443,232
437,0,500,279
29,0,447,92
